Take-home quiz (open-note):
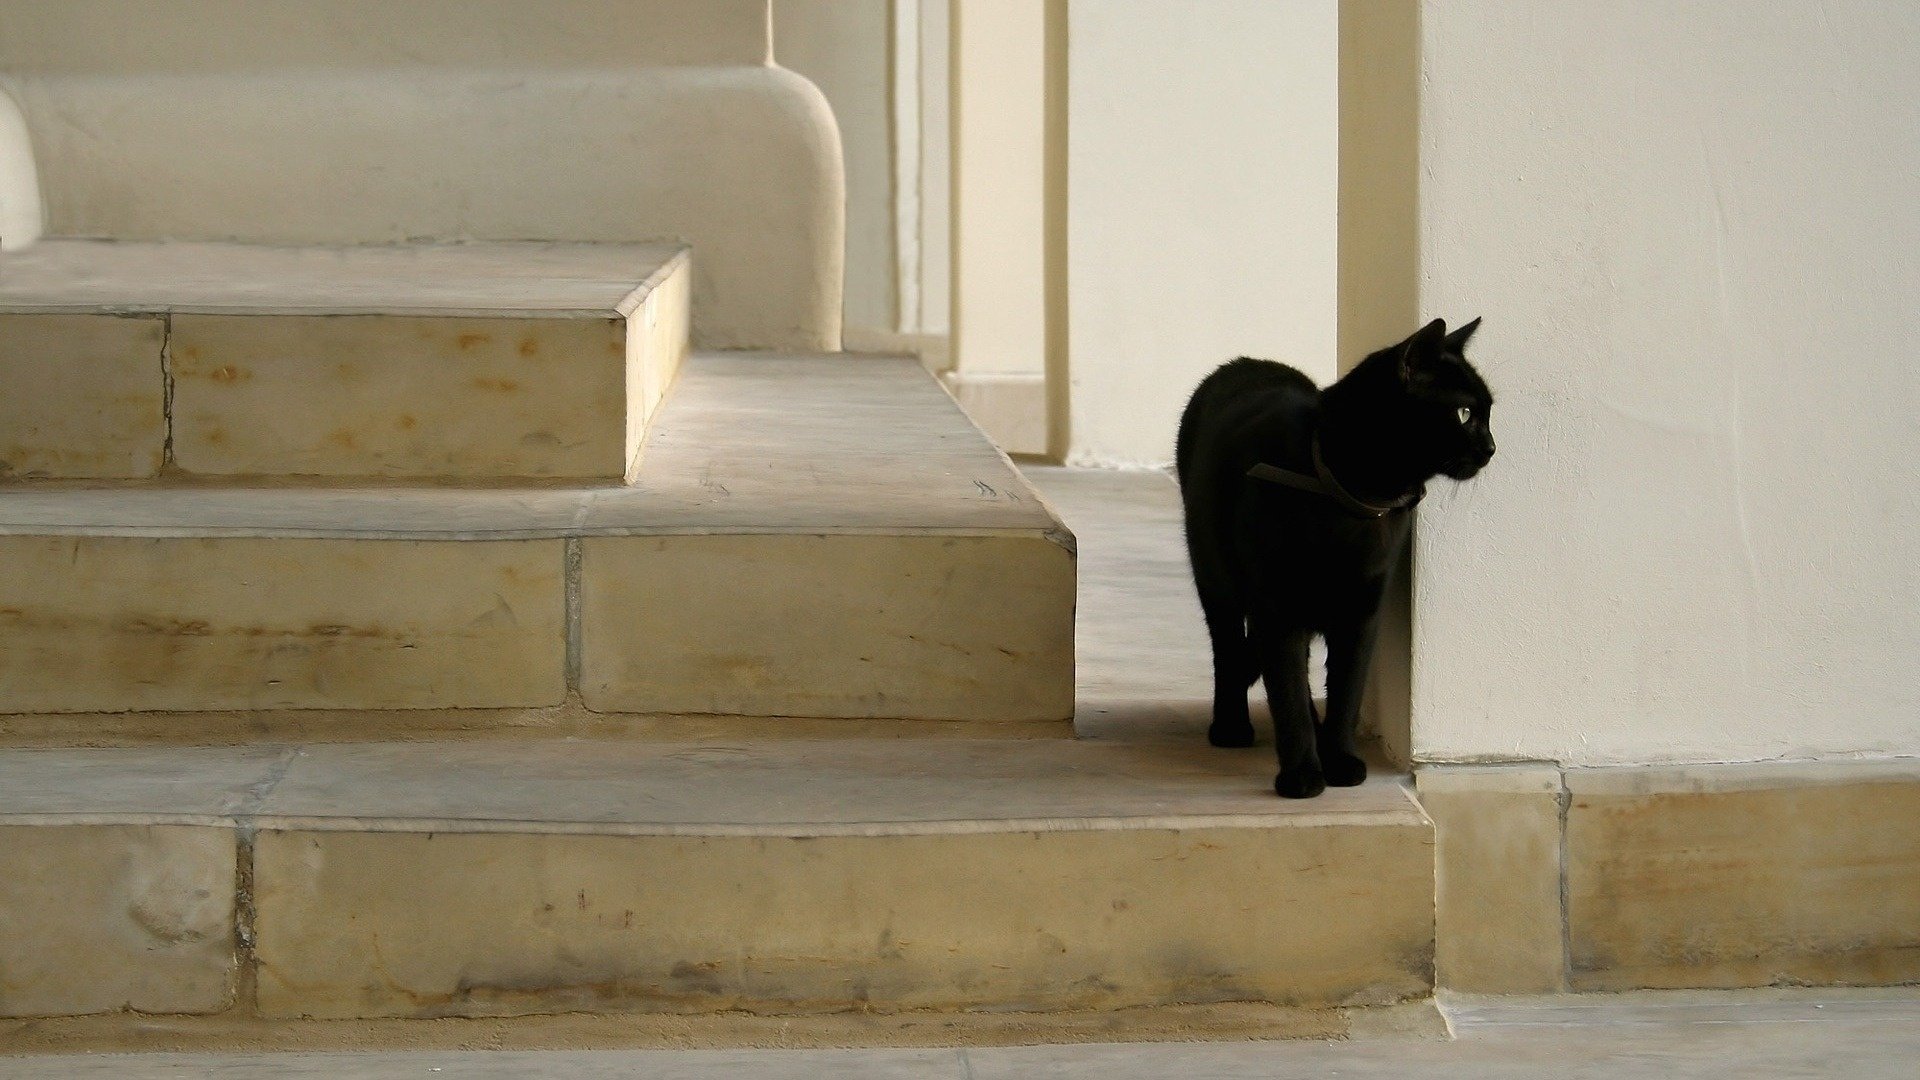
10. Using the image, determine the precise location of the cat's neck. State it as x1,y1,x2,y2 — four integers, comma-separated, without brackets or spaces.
1314,392,1430,505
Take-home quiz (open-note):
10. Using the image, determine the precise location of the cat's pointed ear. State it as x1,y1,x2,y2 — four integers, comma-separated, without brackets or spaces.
1443,316,1482,352
1398,318,1448,381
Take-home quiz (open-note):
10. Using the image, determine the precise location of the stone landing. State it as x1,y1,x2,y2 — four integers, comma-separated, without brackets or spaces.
0,735,1433,1022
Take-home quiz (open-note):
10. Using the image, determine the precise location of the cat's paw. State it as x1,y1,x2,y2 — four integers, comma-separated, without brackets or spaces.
1208,719,1256,748
1322,751,1368,788
1274,769,1327,799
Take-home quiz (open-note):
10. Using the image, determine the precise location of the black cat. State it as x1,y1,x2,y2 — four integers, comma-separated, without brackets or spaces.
1175,318,1494,798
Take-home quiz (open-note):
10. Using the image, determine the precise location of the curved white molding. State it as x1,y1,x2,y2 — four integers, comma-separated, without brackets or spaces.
0,82,42,251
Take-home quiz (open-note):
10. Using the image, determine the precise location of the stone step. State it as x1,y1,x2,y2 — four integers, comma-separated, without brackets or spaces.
0,240,690,481
0,735,1434,1022
0,354,1074,727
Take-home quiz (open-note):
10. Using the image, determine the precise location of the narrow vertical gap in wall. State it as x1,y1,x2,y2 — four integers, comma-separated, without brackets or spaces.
1338,0,1421,766
1042,0,1070,464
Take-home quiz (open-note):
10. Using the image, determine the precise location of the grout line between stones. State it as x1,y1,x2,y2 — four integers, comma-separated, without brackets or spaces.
565,536,583,694
230,746,298,1017
1557,765,1574,993
231,825,260,1015
159,313,175,469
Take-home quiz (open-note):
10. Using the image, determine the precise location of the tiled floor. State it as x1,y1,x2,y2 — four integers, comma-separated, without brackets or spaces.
7,990,1918,1077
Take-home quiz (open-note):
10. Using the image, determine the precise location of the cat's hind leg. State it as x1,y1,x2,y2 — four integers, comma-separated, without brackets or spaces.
1199,590,1256,748
1252,615,1323,798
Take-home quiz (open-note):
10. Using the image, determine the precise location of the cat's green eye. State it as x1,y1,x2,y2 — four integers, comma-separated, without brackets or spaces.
1456,405,1473,425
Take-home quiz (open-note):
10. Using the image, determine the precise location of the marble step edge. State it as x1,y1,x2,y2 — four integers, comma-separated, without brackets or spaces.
0,240,690,319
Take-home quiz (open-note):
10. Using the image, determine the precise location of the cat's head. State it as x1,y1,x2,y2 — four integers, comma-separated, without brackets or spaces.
1363,317,1496,481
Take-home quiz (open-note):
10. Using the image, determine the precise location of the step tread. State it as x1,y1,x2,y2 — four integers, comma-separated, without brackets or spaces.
0,354,1063,539
0,735,1423,835
0,240,686,318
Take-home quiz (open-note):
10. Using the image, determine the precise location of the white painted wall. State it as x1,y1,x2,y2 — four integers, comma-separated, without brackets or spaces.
952,0,1050,380
1066,1,1339,467
1414,2,1920,765
773,0,897,337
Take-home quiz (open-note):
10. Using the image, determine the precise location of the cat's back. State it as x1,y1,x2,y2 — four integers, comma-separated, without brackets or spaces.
1177,358,1318,481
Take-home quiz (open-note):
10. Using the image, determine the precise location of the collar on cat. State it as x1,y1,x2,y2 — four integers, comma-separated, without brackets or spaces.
1245,435,1423,518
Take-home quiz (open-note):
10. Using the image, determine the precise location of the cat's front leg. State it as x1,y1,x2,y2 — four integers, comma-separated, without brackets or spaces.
1320,612,1382,788
1253,617,1322,798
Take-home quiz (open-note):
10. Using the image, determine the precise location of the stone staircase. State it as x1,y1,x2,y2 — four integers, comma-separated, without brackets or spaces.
0,0,1436,1045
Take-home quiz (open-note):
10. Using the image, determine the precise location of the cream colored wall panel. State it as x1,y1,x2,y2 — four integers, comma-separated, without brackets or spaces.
0,536,565,713
1415,1,1920,764
1066,0,1339,466
0,825,234,1017
170,315,629,479
580,533,1074,723
251,821,1432,1018
1567,762,1920,990
0,314,164,479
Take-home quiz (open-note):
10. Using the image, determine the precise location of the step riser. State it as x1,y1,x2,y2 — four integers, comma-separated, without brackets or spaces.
0,531,1071,722
580,533,1075,722
0,314,167,479
0,535,567,713
0,243,690,481
0,819,1434,1019
171,314,640,481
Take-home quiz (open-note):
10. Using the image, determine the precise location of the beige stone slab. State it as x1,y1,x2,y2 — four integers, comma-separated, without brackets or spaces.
247,737,1425,834
578,532,1074,722
1417,765,1566,993
169,313,632,479
0,535,565,713
1566,761,1920,990
0,241,690,481
0,746,290,819
251,820,1433,1019
0,313,165,478
0,824,234,1017
0,240,682,318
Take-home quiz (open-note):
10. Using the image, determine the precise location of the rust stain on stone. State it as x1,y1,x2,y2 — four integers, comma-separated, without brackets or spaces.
457,332,493,350
471,377,522,393
397,414,418,431
327,429,359,449
518,337,540,357
207,366,249,384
